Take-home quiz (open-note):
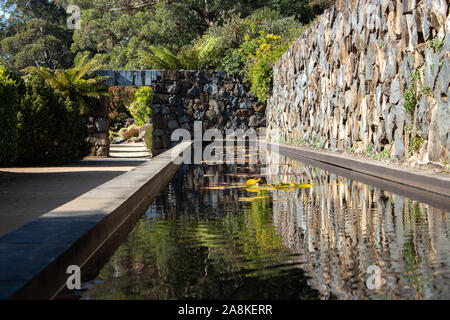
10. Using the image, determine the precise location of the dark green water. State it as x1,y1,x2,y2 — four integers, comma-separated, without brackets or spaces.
80,152,449,300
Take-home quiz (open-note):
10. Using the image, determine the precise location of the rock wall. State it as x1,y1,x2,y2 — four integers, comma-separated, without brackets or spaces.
266,0,449,167
151,70,266,155
86,101,110,157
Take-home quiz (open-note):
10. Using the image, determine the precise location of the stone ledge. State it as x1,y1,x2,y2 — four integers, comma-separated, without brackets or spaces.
0,141,191,300
262,142,450,203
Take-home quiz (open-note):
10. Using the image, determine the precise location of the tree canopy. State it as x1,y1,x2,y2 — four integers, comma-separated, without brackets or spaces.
0,0,74,71
0,0,332,71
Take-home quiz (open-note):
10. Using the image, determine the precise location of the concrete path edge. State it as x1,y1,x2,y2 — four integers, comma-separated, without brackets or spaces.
0,142,191,300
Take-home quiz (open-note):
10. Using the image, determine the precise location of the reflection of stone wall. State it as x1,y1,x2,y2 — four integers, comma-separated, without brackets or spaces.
152,71,266,156
265,152,450,299
267,0,449,165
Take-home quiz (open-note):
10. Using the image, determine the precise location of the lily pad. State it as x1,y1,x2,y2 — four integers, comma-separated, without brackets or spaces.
245,178,261,186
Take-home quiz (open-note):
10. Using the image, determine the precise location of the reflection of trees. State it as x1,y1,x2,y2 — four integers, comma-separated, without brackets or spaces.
266,154,450,300
83,152,448,300
83,163,319,300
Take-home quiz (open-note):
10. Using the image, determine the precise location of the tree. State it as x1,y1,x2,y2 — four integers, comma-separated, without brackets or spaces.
59,0,332,69
0,0,74,71
22,54,110,114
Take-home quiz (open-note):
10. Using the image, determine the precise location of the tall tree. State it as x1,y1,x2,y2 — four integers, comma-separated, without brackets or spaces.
0,0,74,71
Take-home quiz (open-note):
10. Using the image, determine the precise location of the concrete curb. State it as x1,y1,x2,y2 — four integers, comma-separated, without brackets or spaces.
0,142,191,300
262,142,450,209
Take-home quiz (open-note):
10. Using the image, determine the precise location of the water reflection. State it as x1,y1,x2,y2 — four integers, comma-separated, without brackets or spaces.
265,152,449,300
81,160,320,300
81,151,449,300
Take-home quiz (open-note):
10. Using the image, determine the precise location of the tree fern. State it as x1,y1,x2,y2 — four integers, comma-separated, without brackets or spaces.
22,54,109,114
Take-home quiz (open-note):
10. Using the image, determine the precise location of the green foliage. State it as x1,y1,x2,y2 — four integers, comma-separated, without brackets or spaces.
0,0,74,71
247,37,291,102
0,64,19,166
427,37,444,52
373,148,390,160
135,7,304,102
140,46,185,70
57,0,327,70
144,126,153,152
128,87,152,126
408,136,424,157
365,143,373,157
404,87,416,113
403,66,422,113
16,74,90,165
421,85,431,96
216,9,303,101
22,55,109,114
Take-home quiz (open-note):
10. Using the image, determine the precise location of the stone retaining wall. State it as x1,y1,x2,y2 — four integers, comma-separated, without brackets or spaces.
266,0,449,167
151,70,266,155
86,101,110,157
92,70,265,157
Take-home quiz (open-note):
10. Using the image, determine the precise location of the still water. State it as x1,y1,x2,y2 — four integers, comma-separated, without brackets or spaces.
80,151,449,300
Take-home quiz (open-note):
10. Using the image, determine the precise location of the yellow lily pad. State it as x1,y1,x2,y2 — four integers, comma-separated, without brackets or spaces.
245,178,261,186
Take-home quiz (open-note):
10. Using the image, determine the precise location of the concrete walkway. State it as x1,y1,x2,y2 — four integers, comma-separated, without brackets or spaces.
0,142,190,300
0,143,150,237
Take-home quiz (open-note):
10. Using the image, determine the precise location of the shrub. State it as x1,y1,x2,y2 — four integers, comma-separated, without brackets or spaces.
246,34,291,102
218,9,303,102
409,136,425,157
0,64,19,166
16,74,90,165
144,125,153,152
122,125,140,141
128,87,152,126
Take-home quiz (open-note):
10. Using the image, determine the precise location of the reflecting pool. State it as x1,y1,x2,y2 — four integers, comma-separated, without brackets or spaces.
80,150,449,300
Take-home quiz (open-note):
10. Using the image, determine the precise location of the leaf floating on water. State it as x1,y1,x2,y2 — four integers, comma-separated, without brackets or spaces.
245,188,260,193
245,178,261,186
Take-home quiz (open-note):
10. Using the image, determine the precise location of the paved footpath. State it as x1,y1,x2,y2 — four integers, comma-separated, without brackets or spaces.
0,143,150,237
